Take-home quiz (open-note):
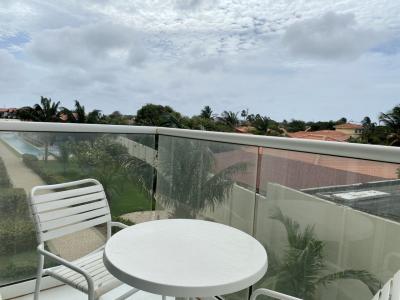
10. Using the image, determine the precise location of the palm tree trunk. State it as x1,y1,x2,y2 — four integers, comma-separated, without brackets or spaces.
44,142,49,162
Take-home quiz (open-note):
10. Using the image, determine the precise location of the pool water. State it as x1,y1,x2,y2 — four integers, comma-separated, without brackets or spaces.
0,133,44,158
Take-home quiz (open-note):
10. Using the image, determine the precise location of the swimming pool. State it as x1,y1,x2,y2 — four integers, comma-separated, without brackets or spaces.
0,133,44,158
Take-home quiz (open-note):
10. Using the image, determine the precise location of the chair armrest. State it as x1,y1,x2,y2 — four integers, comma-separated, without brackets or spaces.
250,288,303,300
37,244,94,289
111,221,129,229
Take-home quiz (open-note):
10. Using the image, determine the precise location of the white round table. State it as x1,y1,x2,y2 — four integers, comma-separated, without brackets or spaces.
103,219,268,298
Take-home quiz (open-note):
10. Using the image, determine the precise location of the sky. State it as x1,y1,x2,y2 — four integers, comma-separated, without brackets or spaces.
0,0,400,122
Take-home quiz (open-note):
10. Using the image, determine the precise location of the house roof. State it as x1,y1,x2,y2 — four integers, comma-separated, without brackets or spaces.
235,126,255,134
334,123,363,129
287,130,350,142
0,108,17,113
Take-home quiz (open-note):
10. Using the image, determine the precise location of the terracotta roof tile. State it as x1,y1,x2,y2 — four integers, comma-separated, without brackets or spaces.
288,130,350,142
334,123,363,129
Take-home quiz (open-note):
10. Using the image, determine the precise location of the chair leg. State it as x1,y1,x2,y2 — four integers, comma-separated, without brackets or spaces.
88,289,95,300
34,254,44,300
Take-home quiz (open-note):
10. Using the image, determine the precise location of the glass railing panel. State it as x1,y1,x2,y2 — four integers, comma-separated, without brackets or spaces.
155,135,258,234
155,135,259,299
254,147,400,300
0,131,155,286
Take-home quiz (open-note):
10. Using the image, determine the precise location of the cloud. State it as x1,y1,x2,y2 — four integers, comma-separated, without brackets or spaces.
174,0,217,10
282,12,383,60
0,0,400,123
26,22,147,68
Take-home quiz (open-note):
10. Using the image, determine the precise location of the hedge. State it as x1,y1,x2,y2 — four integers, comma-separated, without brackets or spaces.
22,154,64,184
0,157,11,188
0,188,28,218
0,218,36,256
0,259,37,282
0,188,36,258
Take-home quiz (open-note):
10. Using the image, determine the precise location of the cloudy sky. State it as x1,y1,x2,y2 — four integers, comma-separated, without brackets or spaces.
0,0,400,121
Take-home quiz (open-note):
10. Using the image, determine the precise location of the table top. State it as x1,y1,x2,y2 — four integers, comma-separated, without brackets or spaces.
103,219,268,297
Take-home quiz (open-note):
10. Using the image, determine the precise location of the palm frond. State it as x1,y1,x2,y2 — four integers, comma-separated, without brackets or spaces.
317,270,381,295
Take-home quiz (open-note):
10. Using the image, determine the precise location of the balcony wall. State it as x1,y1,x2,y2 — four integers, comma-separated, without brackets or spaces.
1,122,400,300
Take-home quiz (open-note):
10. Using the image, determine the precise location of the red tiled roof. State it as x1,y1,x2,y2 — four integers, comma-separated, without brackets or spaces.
0,108,17,113
235,126,255,134
288,130,350,142
214,147,398,191
334,123,363,129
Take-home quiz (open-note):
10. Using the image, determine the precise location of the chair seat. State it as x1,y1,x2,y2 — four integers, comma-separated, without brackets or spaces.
45,250,122,298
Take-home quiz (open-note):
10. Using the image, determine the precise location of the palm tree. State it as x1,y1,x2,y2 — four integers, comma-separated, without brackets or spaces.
379,105,400,146
70,136,148,204
200,106,213,119
361,116,376,143
157,138,247,218
58,142,71,175
18,97,61,122
253,114,270,134
261,208,381,299
61,100,103,124
220,111,239,129
17,97,61,161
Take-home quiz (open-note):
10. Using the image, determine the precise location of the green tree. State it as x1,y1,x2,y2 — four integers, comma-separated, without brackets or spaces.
200,106,213,119
263,208,381,299
379,105,400,146
17,97,61,122
286,119,307,132
157,138,247,218
252,114,270,134
61,100,104,124
361,116,376,143
220,111,239,129
86,110,103,124
136,104,184,127
70,136,147,203
306,121,335,131
58,142,71,175
17,97,61,161
336,117,347,125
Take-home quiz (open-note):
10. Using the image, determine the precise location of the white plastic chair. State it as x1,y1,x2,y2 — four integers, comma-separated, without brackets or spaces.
29,178,139,300
371,270,400,300
250,270,400,300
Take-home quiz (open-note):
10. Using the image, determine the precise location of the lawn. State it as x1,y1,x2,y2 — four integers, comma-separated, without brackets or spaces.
34,160,153,217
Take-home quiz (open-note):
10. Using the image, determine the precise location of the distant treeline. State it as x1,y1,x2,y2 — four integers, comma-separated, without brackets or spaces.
17,97,400,146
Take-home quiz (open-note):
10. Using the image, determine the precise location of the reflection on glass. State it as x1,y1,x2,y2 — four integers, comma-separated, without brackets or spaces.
0,132,155,285
255,148,400,300
156,136,258,234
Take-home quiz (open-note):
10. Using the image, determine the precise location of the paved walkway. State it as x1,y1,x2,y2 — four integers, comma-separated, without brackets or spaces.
0,140,45,192
120,210,169,224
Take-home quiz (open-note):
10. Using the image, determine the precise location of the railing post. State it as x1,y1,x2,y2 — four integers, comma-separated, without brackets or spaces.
151,133,159,211
248,146,264,300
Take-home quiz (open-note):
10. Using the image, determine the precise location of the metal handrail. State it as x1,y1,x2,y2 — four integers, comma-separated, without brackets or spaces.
1,121,400,163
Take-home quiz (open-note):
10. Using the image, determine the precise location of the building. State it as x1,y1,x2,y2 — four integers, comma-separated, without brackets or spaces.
334,123,363,138
288,123,363,142
288,129,351,142
0,108,17,119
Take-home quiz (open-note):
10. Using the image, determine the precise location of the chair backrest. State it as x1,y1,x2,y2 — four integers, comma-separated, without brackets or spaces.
29,178,111,244
372,270,400,300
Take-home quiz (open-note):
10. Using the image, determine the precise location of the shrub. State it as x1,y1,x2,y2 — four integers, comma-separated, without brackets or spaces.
0,157,11,188
0,260,37,281
0,188,28,218
22,154,62,184
0,218,37,256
